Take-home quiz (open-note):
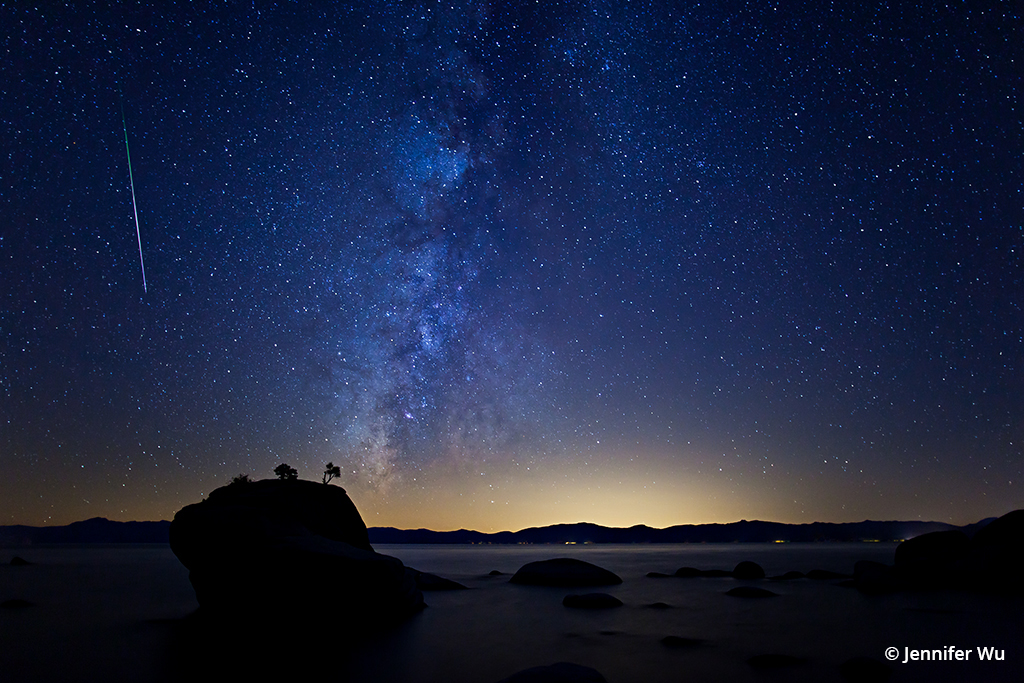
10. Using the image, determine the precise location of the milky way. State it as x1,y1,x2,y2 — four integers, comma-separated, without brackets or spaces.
1,1,1021,528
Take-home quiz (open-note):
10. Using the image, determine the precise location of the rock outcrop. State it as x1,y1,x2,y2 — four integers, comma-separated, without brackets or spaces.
967,508,1024,590
893,529,969,588
169,478,424,624
509,558,622,587
851,509,1024,594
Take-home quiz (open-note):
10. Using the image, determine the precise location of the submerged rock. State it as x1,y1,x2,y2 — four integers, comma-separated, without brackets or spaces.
494,662,608,683
726,586,778,598
732,561,765,580
770,570,806,581
562,593,623,609
169,478,423,624
806,569,850,580
510,558,622,587
674,566,731,578
408,568,467,591
674,566,703,577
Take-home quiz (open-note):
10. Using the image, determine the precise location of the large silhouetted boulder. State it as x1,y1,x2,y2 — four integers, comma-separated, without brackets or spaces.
894,529,969,581
510,558,622,586
860,510,1024,594
169,478,423,624
968,509,1024,590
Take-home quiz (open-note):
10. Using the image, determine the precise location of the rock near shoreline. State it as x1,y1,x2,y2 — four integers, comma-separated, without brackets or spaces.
509,558,623,587
853,509,1024,594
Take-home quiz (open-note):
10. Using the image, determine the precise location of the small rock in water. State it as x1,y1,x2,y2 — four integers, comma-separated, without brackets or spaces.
562,593,623,609
646,571,673,578
488,569,505,576
645,602,672,609
726,586,778,598
10,556,31,566
494,661,608,683
732,561,765,579
700,569,734,578
675,566,733,577
770,570,805,580
806,569,850,580
510,558,622,587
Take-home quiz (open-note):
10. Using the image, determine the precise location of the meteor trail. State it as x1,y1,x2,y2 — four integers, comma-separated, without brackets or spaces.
121,104,147,293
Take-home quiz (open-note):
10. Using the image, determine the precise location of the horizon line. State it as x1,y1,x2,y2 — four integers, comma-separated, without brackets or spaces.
2,512,1004,533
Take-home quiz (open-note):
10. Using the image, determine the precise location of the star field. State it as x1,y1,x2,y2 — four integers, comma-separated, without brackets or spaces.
1,1,1021,530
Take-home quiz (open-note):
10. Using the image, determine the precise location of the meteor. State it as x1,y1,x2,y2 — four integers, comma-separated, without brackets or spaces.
121,104,147,293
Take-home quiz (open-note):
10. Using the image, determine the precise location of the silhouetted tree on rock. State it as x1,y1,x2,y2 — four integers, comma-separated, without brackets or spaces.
274,463,298,480
322,462,341,484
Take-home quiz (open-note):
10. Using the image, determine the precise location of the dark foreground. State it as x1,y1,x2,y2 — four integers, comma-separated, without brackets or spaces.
1,543,1021,683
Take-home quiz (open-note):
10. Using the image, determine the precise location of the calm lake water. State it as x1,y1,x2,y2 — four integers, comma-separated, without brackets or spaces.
1,543,1020,683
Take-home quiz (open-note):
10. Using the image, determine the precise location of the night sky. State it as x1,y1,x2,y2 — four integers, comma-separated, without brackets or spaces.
2,1,1021,531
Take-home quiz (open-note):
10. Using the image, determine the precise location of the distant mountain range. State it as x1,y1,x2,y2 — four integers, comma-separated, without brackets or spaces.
0,515,996,546
0,517,173,545
367,518,995,545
